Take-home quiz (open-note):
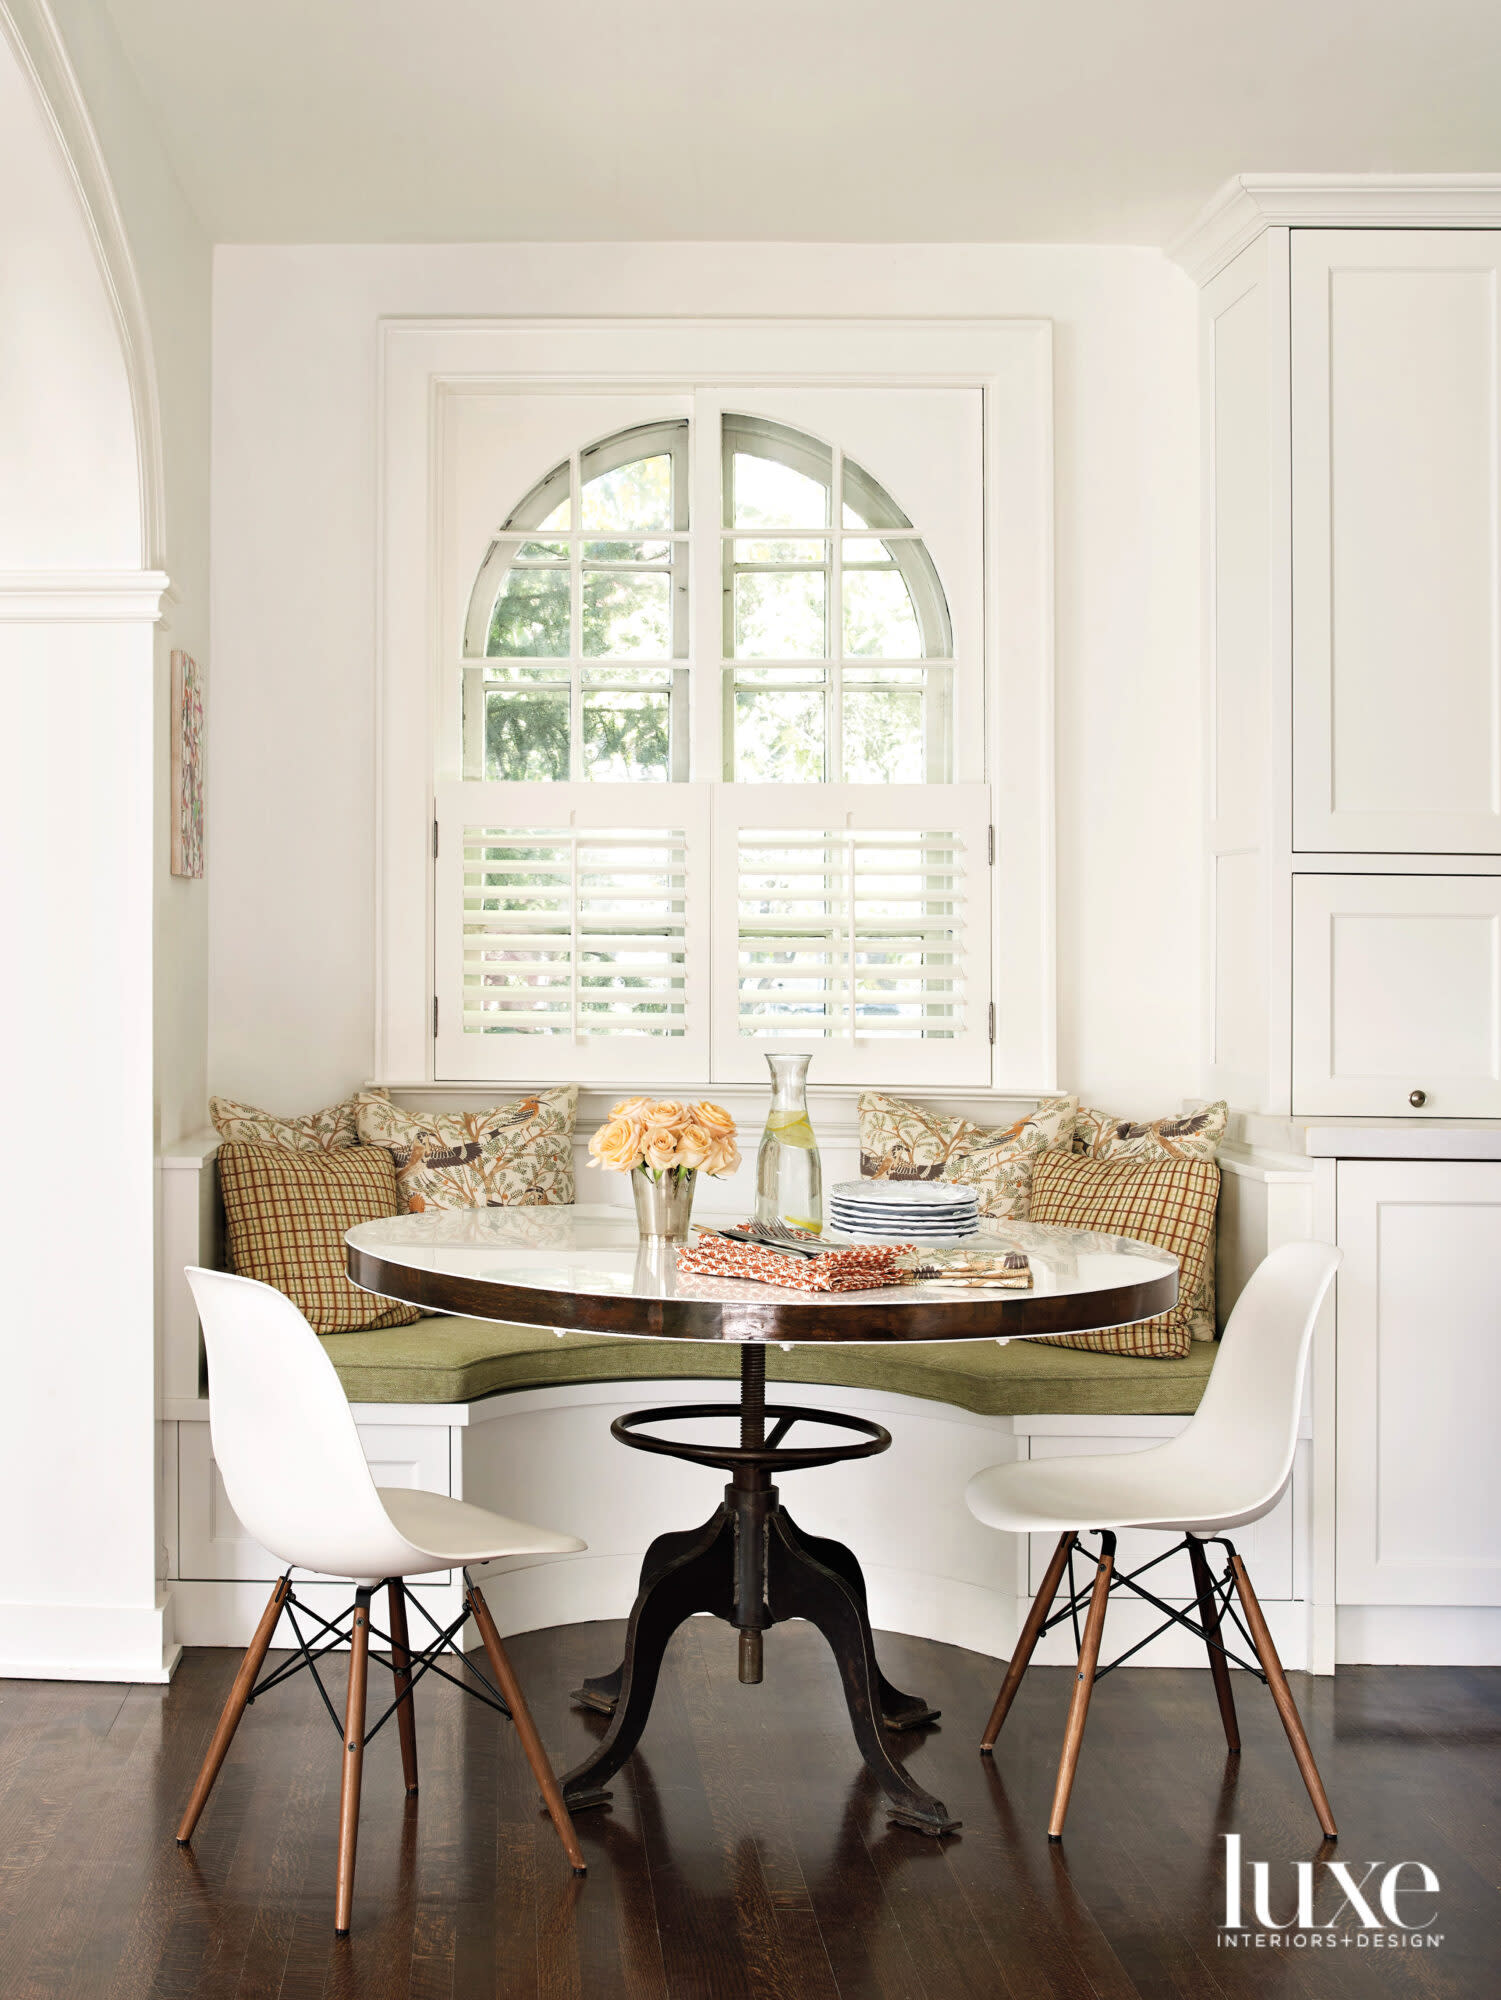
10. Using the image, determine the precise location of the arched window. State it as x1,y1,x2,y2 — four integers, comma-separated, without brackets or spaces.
462,413,954,784
442,401,989,1087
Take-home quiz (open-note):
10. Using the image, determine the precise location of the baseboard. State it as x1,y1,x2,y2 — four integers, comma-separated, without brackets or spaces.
1336,1604,1501,1665
0,1590,179,1683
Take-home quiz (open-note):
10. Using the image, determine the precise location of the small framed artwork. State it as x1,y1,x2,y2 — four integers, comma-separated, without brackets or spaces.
171,649,204,878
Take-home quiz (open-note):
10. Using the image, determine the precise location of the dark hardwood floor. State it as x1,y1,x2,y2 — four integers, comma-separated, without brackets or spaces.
1,1619,1496,1998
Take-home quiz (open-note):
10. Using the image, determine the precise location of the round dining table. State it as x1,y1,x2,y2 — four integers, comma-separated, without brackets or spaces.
347,1203,1178,1838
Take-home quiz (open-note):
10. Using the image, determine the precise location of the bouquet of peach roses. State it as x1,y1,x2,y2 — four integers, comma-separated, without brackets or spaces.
587,1097,741,1185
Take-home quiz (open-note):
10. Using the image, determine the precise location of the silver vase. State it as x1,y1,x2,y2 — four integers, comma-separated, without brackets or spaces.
631,1166,697,1243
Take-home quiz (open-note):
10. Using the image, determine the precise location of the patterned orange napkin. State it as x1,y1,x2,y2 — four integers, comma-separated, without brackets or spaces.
677,1229,917,1292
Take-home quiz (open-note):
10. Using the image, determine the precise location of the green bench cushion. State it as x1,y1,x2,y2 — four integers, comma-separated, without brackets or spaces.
319,1315,1217,1418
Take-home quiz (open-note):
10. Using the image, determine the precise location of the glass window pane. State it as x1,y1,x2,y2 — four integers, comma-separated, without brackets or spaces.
487,566,570,657
583,539,671,565
581,455,672,532
485,688,570,780
537,497,571,530
516,540,568,561
735,538,827,566
842,686,926,783
731,449,831,529
583,570,671,659
731,537,827,659
844,563,922,659
583,689,671,781
734,683,826,781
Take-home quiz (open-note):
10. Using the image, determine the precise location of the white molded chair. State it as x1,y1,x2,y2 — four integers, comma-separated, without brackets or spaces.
178,1267,588,1933
966,1240,1341,1841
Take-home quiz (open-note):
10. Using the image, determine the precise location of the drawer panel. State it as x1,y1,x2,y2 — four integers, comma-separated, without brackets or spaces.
1292,873,1501,1117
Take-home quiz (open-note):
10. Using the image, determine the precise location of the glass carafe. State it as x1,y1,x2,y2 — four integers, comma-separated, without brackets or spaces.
755,1052,823,1234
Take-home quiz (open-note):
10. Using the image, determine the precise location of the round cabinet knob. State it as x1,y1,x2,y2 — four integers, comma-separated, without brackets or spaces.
1409,1089,1427,1109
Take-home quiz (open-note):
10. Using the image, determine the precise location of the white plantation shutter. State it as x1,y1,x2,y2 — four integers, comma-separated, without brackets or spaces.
434,782,711,1081
712,785,993,1085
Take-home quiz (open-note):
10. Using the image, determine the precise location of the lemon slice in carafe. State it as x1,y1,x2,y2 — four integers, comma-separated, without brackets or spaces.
765,1111,817,1150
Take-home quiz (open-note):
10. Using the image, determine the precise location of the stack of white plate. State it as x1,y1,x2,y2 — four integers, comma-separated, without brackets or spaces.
828,1179,980,1241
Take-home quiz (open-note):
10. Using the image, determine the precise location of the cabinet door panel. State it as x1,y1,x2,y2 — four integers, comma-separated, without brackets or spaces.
1292,874,1501,1116
1292,231,1501,854
1336,1162,1501,1606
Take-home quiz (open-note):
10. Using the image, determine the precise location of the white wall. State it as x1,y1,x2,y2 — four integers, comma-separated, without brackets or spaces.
209,244,1200,1119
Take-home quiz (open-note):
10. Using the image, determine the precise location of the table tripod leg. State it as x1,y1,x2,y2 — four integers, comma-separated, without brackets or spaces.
561,1507,735,1810
778,1511,939,1730
572,1512,725,1716
767,1514,958,1836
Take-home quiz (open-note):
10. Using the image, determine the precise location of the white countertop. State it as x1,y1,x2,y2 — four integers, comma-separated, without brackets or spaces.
1304,1123,1501,1160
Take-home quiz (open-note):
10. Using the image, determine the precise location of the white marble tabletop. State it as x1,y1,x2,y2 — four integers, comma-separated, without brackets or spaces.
346,1204,1179,1346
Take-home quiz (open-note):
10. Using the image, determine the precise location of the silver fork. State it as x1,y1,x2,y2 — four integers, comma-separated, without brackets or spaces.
743,1218,825,1257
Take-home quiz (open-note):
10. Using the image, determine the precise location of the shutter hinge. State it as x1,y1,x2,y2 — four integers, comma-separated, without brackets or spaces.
432,818,439,860
432,995,439,1038
988,1002,996,1045
987,824,995,866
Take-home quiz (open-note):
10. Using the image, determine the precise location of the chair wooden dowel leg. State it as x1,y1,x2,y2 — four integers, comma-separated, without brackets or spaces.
387,1581,419,1795
1048,1537,1114,1840
982,1532,1075,1752
1230,1554,1337,1839
468,1585,587,1874
176,1573,290,1845
333,1589,373,1935
1188,1537,1240,1754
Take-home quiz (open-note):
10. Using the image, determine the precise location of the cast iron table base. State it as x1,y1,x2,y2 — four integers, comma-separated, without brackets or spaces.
562,1346,959,1835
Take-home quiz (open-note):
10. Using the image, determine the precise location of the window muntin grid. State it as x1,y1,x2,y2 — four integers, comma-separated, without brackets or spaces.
462,414,954,785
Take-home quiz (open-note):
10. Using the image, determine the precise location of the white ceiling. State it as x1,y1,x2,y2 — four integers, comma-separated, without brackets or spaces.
103,0,1501,245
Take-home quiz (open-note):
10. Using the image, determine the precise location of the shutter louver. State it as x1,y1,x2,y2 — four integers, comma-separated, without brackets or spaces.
736,828,963,1039
435,783,710,1080
713,784,993,1085
462,826,689,1038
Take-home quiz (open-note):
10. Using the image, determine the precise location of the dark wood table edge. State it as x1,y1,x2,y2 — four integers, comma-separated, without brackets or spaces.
346,1244,1178,1344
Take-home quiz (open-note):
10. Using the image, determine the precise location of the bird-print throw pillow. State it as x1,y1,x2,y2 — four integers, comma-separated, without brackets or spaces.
210,1085,388,1153
857,1092,1077,1219
353,1087,577,1211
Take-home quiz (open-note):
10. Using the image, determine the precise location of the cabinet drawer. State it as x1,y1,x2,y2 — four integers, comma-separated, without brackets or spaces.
1292,874,1501,1116
177,1421,452,1582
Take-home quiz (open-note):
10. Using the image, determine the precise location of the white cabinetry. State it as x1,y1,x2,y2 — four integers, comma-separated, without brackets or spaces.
1290,232,1501,857
1197,219,1501,1116
1334,1161,1501,1612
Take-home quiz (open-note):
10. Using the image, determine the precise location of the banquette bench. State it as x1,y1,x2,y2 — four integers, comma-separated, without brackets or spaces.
158,1132,1319,1673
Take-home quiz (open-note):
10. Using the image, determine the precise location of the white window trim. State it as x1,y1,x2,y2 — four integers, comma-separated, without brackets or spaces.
375,316,1055,1100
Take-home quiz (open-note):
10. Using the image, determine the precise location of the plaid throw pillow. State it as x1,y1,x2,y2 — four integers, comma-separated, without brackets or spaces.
857,1092,1077,1219
1071,1100,1226,1339
217,1140,422,1334
1028,1150,1220,1359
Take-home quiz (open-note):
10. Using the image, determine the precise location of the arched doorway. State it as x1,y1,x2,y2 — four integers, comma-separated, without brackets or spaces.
0,4,175,1680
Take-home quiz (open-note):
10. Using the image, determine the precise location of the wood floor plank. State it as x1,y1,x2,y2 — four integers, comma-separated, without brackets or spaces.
0,1631,1495,1997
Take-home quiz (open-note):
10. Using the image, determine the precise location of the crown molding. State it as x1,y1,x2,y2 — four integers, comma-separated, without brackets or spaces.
1169,173,1501,285
0,570,172,621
